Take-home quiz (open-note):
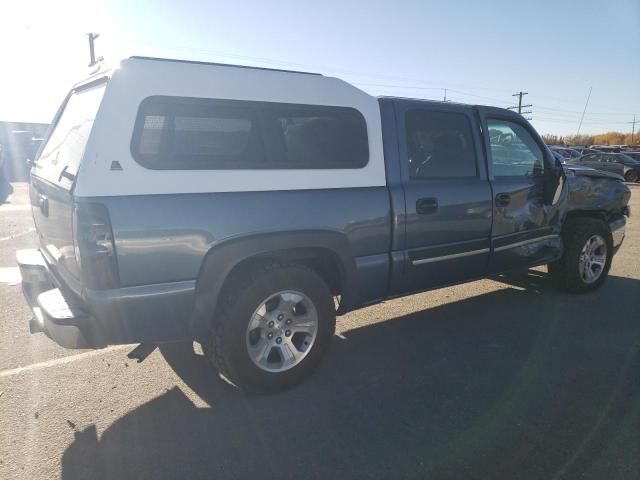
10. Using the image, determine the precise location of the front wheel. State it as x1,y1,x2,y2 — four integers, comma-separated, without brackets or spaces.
206,263,336,393
548,218,613,293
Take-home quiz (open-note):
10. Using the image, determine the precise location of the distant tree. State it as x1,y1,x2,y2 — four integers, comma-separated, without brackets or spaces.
593,132,626,145
563,134,594,146
623,133,639,145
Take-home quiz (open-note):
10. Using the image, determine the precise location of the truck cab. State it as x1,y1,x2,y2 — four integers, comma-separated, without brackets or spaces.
380,98,565,296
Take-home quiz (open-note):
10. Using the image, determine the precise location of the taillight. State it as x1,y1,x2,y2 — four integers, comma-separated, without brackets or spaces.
72,202,119,289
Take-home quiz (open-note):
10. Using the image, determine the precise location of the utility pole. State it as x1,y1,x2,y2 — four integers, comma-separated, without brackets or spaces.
443,88,447,102
508,92,532,118
629,115,637,145
87,33,103,67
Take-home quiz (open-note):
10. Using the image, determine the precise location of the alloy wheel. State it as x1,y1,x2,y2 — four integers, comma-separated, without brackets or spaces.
245,290,318,372
578,235,607,284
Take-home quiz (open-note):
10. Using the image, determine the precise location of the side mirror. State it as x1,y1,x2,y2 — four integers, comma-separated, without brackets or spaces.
551,158,565,205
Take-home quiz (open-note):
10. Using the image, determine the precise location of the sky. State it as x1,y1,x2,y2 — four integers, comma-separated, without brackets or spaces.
1,0,638,136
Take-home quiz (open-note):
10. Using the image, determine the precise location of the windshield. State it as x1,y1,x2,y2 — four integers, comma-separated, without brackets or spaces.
35,83,106,186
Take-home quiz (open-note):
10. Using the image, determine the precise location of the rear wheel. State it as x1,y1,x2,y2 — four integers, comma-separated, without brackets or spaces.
624,170,639,183
206,263,336,393
548,218,612,293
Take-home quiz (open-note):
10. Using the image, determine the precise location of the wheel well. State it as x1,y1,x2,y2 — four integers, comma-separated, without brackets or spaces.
222,247,345,297
564,210,609,225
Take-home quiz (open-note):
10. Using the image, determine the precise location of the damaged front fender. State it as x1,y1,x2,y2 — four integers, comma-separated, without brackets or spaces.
563,166,631,215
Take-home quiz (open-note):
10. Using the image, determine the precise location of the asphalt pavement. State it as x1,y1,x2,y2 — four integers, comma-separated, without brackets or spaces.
1,180,639,480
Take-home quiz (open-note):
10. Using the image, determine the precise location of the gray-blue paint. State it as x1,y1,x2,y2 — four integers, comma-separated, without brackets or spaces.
100,187,391,288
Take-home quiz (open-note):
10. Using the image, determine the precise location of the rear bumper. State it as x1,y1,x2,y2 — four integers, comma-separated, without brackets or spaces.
17,248,195,349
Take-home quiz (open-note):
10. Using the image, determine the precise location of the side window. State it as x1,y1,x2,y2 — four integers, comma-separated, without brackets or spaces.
131,96,369,170
263,103,369,169
487,119,544,177
581,154,599,163
405,109,477,179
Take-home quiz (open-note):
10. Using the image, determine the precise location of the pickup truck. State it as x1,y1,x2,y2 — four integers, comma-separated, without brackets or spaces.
17,57,631,392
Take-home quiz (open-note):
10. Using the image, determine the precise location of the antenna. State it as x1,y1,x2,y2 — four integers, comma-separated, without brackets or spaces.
87,33,104,68
576,86,592,136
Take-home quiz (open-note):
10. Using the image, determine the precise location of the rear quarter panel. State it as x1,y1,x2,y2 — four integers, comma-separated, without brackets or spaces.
100,187,391,289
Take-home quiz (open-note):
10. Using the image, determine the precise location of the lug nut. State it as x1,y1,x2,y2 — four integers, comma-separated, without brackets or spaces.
277,314,284,321
285,330,291,337
276,337,282,344
285,318,292,325
268,321,275,328
267,332,274,340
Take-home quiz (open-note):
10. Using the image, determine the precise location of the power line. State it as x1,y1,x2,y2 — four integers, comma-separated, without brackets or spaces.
526,92,638,114
532,116,632,125
133,40,638,126
141,40,519,95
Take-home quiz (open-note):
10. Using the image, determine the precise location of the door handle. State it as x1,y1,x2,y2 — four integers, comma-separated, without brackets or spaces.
495,192,511,207
416,197,438,214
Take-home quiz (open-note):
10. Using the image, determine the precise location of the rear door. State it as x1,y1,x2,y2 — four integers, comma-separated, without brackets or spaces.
479,110,561,272
30,80,107,289
395,100,492,291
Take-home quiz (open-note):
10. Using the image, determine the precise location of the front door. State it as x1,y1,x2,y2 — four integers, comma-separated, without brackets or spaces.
396,101,493,291
480,113,562,273
602,154,626,176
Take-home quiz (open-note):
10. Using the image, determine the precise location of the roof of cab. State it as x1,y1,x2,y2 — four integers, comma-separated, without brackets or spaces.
377,95,471,107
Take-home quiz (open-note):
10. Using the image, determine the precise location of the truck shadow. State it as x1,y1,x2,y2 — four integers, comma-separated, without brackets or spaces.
61,272,640,480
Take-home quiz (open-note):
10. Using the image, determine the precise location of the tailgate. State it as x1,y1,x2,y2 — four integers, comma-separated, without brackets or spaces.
30,175,80,287
30,81,106,290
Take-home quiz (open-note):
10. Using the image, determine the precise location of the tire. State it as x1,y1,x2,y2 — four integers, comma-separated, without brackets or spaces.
624,170,639,183
548,218,613,293
205,263,336,393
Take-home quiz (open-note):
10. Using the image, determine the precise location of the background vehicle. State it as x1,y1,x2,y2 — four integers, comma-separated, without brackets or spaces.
624,151,640,162
590,145,622,153
17,57,631,393
548,145,581,159
567,152,640,182
572,147,601,156
551,149,566,163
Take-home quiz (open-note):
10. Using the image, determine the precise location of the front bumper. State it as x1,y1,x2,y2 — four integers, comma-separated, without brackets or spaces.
17,248,196,349
609,216,626,253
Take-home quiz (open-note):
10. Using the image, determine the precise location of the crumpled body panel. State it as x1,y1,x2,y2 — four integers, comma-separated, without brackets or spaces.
564,168,631,214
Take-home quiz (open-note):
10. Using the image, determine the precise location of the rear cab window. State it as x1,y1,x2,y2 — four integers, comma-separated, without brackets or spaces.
404,109,478,179
35,81,107,189
131,96,369,170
